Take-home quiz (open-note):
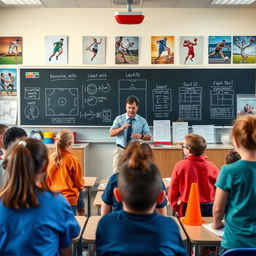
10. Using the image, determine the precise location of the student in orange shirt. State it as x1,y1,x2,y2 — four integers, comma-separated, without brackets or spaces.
47,129,84,215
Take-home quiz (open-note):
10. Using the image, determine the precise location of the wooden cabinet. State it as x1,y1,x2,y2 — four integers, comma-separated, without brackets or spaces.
204,149,231,170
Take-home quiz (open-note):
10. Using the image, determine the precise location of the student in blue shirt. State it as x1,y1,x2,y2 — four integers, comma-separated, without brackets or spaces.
101,141,168,216
110,96,151,173
213,115,256,255
0,138,80,256
96,145,187,256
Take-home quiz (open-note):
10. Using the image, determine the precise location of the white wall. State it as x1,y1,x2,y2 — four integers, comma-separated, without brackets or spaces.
0,7,255,179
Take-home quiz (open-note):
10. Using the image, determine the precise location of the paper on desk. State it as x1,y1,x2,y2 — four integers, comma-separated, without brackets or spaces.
153,120,171,143
202,223,224,237
172,122,188,144
192,125,215,144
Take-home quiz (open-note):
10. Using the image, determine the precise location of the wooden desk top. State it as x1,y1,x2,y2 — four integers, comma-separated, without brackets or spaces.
97,179,108,191
46,143,89,149
73,216,87,242
83,215,101,243
180,217,221,245
93,191,103,207
83,177,97,188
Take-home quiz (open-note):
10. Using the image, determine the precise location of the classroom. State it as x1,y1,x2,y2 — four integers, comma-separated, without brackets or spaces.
0,0,256,256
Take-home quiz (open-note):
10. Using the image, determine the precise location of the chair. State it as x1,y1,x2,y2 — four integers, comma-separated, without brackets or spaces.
222,248,256,256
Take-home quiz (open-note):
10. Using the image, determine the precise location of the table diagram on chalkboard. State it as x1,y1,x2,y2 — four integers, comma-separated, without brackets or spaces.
118,79,147,118
45,88,79,116
179,87,202,120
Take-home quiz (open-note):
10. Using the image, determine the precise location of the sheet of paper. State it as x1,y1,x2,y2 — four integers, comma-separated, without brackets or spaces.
172,122,188,144
153,120,171,143
202,223,224,237
0,101,17,125
192,125,215,144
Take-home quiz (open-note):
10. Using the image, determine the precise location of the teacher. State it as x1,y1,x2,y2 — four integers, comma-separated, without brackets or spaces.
109,96,151,173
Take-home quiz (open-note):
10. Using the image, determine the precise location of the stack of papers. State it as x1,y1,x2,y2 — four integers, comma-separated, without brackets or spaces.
202,223,224,237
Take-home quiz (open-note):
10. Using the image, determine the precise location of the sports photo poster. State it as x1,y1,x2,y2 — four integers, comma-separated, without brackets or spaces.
180,36,203,65
233,36,256,64
83,36,106,64
151,36,174,64
208,36,231,64
115,36,139,64
0,68,17,96
0,37,22,65
45,36,68,65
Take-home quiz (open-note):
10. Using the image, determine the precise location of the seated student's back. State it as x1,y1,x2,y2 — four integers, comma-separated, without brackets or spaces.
0,138,80,256
96,148,187,256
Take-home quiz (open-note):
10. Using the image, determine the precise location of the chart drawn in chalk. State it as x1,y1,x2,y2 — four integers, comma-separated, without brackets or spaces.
179,87,202,120
80,109,111,122
87,84,98,95
25,87,40,100
24,105,39,120
45,88,79,116
153,88,172,112
118,79,147,119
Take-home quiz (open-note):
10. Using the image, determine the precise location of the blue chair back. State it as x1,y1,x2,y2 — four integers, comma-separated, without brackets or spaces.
223,248,256,256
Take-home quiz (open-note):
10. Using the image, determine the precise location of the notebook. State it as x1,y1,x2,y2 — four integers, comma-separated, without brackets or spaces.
202,223,224,237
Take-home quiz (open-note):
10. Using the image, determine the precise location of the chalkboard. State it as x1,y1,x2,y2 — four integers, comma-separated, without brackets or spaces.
20,68,256,126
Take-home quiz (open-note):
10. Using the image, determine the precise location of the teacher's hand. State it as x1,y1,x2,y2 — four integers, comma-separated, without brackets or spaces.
122,122,131,130
131,133,142,139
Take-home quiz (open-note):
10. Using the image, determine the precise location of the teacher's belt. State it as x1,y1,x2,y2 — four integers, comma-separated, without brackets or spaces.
116,144,125,149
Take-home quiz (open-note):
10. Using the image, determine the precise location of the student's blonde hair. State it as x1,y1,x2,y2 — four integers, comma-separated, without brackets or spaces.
53,129,73,166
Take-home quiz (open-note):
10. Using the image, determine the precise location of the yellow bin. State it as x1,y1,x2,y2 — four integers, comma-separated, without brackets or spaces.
43,131,54,139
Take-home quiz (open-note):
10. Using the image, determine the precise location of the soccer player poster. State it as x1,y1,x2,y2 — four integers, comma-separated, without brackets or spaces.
83,36,106,64
0,37,22,65
45,36,68,65
151,36,174,64
180,36,203,65
233,36,256,64
208,36,231,64
0,69,17,96
115,36,139,64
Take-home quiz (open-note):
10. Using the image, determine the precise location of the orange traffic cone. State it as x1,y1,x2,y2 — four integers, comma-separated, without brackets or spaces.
181,183,205,226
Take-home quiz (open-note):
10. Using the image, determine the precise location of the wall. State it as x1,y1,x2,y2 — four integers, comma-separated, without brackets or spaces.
0,7,255,179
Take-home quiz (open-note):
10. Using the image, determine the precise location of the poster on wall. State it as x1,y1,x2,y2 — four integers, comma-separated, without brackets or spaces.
237,94,256,116
233,36,256,64
45,36,68,65
0,37,22,65
115,36,139,64
0,68,17,96
180,36,203,65
83,36,106,64
0,100,17,125
208,36,231,64
151,36,174,64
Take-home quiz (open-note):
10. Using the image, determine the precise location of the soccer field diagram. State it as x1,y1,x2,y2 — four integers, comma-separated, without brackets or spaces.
45,88,79,116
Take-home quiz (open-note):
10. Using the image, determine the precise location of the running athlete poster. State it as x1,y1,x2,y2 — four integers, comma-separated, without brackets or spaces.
180,36,203,65
45,36,68,65
115,36,139,64
0,37,22,65
233,36,256,64
0,69,17,96
151,36,174,64
83,36,106,65
208,36,231,64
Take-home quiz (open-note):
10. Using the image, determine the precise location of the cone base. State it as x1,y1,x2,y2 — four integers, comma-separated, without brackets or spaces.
181,218,205,226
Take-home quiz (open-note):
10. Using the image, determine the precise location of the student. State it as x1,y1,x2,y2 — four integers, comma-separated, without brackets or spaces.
212,115,256,255
96,149,187,256
0,127,27,189
101,142,168,216
225,150,241,164
0,138,80,255
46,129,84,215
168,134,218,217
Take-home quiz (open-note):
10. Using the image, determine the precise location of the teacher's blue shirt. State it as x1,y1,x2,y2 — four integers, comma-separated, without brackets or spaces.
110,113,151,148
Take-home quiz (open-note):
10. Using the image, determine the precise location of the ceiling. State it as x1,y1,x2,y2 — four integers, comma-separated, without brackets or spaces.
0,0,256,8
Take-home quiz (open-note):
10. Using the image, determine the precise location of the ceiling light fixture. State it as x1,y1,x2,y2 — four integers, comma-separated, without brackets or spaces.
115,0,144,25
211,0,255,4
1,0,42,5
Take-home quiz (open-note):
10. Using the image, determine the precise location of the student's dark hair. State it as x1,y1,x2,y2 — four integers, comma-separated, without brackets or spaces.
185,134,207,156
60,38,64,40
0,124,8,136
232,115,256,150
126,95,139,106
118,146,161,212
3,127,27,150
225,150,241,164
0,138,50,210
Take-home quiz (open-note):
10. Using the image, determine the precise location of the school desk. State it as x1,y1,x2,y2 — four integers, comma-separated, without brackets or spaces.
83,215,187,256
180,217,221,255
97,179,108,191
83,176,97,217
73,216,88,256
93,191,103,215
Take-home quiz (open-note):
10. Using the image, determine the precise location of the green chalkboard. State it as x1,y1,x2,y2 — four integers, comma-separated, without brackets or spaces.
20,68,256,126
